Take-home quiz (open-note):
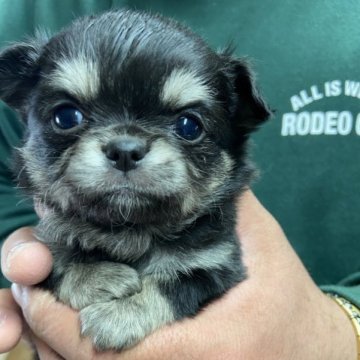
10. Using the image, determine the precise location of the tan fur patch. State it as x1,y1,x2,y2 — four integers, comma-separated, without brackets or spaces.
49,56,100,100
161,68,213,108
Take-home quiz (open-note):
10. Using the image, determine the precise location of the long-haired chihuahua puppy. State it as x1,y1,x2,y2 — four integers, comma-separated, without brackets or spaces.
0,9,270,350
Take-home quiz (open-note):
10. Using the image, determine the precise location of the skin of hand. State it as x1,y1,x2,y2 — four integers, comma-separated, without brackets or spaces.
0,191,357,360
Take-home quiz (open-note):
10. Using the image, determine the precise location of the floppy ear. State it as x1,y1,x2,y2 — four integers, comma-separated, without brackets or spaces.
0,36,46,112
223,56,272,133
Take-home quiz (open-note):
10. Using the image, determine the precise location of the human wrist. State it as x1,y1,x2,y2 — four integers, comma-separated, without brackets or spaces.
327,293,360,360
321,292,358,360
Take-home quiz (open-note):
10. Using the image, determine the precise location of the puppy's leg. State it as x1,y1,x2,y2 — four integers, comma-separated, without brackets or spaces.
79,265,242,351
39,245,142,310
57,262,142,309
79,276,175,350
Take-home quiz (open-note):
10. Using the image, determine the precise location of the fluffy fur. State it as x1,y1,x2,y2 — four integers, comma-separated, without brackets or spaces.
0,9,270,350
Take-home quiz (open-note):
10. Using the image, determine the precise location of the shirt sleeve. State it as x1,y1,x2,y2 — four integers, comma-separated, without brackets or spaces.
322,274,360,309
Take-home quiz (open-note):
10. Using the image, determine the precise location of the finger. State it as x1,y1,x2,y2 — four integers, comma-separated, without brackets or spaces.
1,227,53,285
32,335,64,360
0,290,34,348
0,301,23,353
0,289,18,311
34,200,51,218
11,285,95,360
11,284,189,360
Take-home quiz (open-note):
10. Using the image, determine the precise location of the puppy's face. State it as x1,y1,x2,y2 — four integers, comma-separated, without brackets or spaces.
0,10,270,227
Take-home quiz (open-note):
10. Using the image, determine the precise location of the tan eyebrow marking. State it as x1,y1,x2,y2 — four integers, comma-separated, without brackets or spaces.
49,56,100,100
160,68,213,108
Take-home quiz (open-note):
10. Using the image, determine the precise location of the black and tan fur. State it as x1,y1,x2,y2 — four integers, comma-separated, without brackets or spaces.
0,10,270,350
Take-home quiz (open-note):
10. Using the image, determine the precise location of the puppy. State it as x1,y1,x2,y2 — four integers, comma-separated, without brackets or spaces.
0,9,270,350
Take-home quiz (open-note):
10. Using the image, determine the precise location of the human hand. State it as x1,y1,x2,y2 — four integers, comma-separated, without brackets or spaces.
1,191,357,359
0,227,52,353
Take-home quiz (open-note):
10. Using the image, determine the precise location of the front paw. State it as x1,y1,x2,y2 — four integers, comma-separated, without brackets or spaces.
80,300,149,350
58,262,142,309
79,280,175,351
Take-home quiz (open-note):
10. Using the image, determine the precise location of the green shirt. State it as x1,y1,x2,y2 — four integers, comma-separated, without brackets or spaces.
0,0,359,307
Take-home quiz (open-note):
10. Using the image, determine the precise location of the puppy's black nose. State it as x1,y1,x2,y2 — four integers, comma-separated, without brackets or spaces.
103,137,148,172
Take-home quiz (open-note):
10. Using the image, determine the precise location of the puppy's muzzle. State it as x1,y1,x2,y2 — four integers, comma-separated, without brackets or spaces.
102,135,148,172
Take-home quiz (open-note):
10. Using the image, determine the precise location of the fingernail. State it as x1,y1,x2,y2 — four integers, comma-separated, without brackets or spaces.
11,283,24,307
5,242,34,274
34,200,50,218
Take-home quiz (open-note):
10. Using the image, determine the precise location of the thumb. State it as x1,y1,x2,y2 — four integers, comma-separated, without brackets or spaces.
1,227,53,285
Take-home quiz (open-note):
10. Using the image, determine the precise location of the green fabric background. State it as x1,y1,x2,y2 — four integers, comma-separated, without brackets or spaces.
0,0,359,305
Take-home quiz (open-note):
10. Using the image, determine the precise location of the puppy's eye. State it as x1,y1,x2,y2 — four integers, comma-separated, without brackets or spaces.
53,106,84,130
175,115,203,141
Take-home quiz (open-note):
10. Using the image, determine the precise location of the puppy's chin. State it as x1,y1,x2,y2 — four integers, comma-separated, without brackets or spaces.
64,189,187,227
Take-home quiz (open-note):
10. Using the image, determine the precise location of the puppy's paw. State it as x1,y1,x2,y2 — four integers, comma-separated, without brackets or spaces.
80,300,149,350
58,262,142,309
79,279,175,350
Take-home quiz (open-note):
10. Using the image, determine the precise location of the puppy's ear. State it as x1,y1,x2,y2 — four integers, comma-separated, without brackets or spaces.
0,35,47,112
223,56,272,133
